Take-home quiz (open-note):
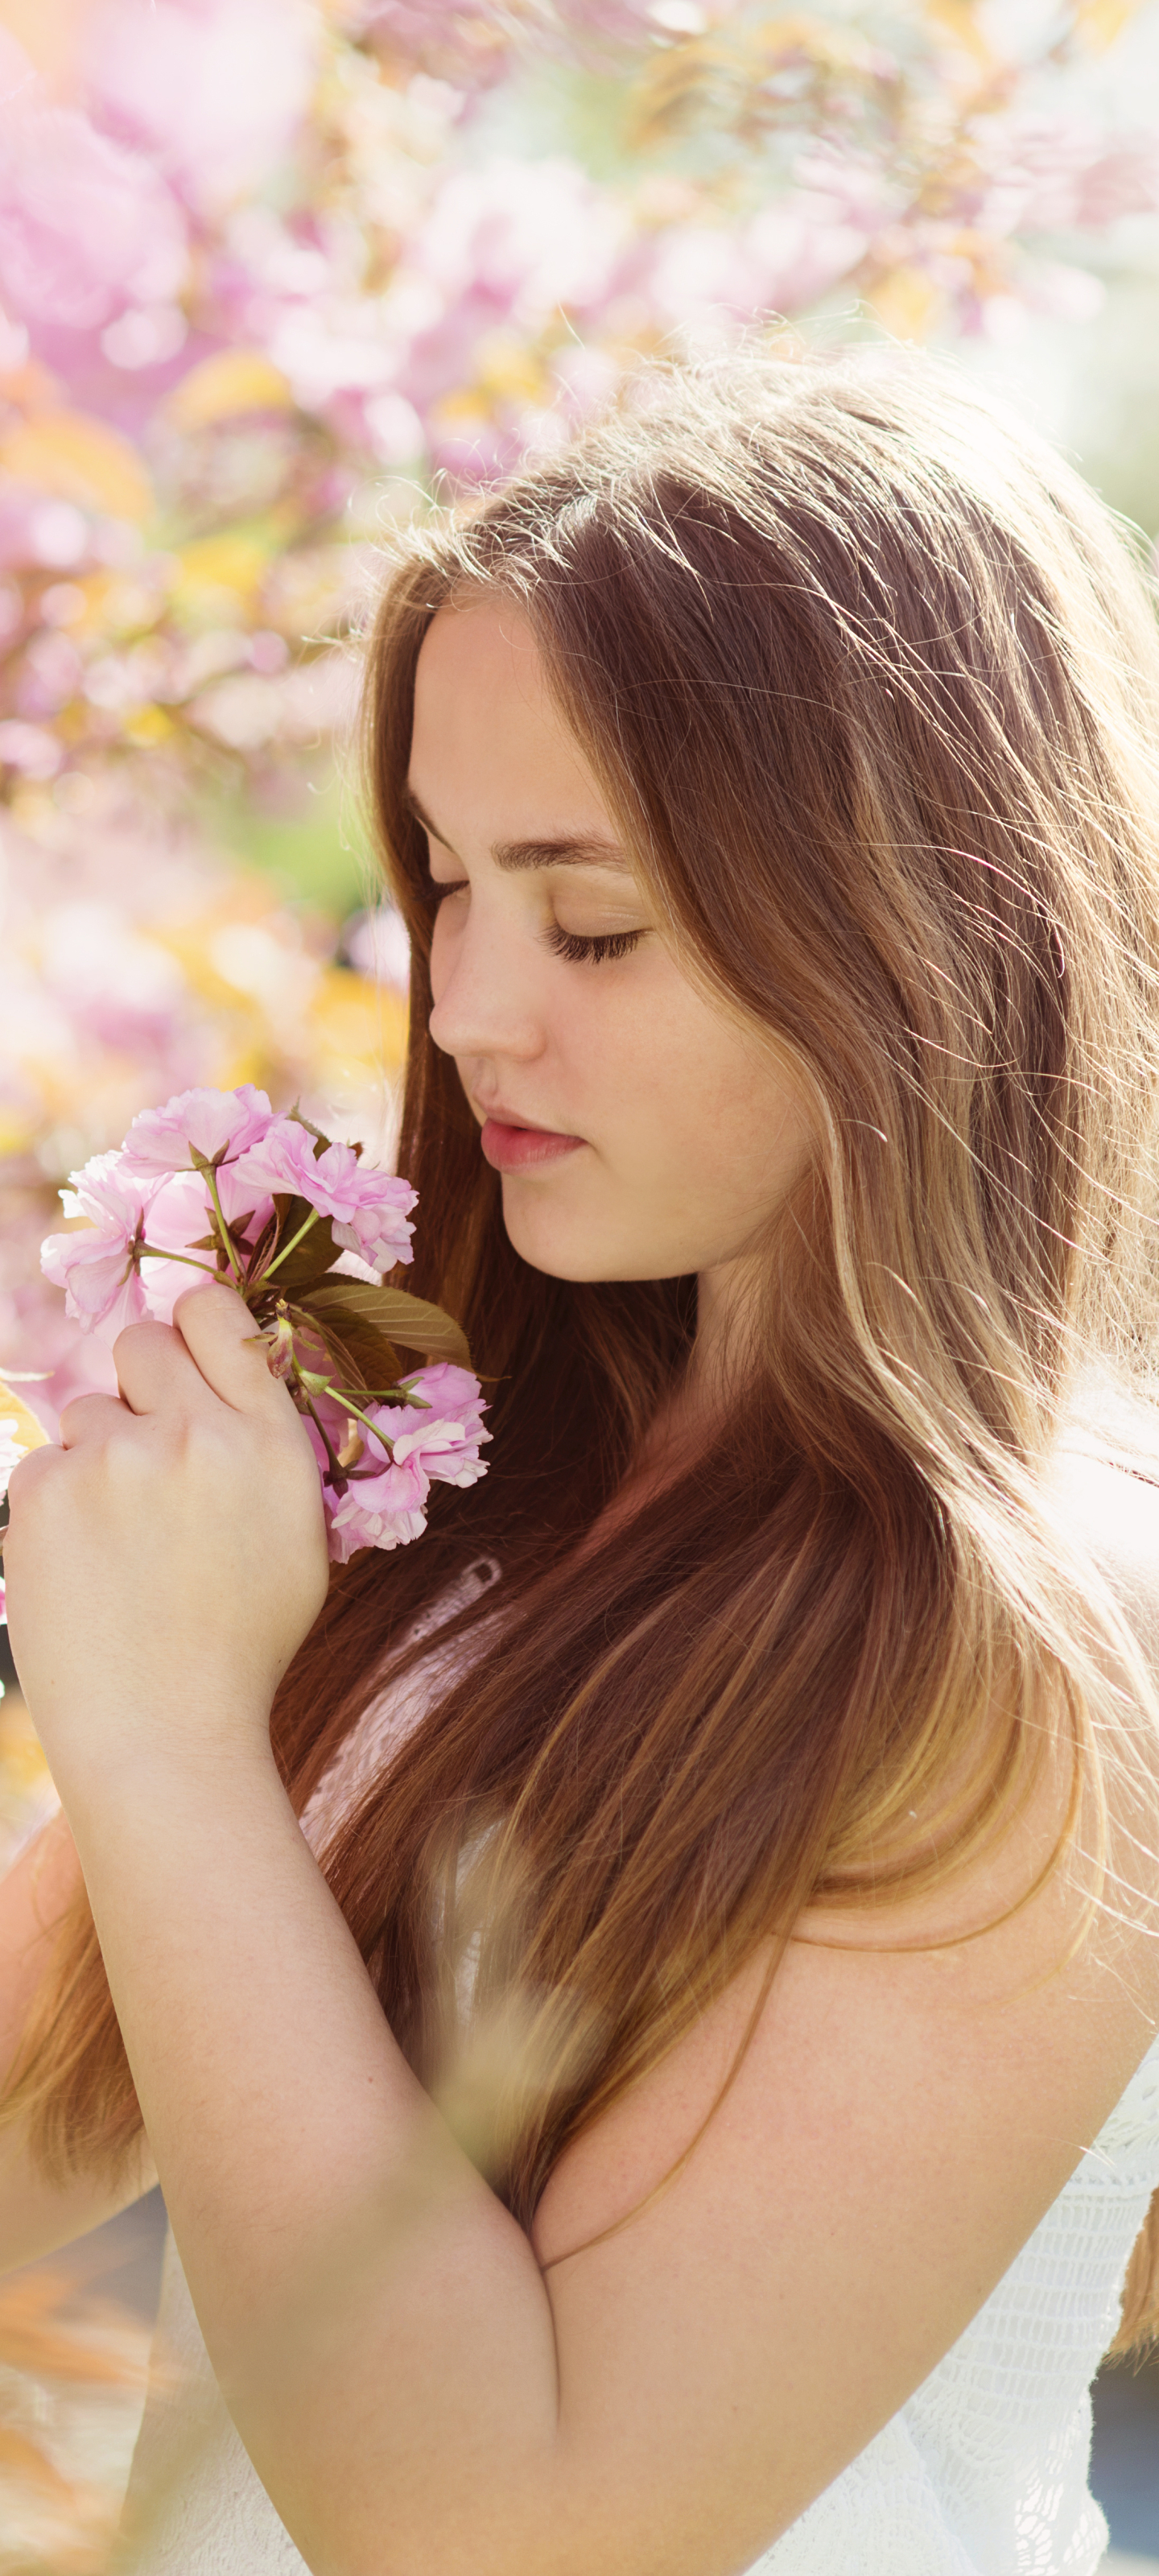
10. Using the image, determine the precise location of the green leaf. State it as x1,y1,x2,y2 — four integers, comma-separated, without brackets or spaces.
302,1282,472,1369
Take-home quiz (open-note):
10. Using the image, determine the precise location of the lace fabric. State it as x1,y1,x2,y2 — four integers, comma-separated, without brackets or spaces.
113,1517,1159,2576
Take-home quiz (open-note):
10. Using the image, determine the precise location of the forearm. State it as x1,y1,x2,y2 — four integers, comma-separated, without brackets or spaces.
60,1732,563,2576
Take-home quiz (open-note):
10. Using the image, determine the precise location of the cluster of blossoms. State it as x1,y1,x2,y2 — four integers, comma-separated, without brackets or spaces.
26,1084,489,1564
0,0,1155,1442
0,2,1155,801
0,767,412,1435
0,6,1156,2550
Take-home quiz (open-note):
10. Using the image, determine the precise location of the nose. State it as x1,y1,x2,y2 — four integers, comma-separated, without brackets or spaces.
427,899,546,1071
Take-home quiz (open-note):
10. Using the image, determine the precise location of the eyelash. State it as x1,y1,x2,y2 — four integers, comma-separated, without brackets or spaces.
547,925,644,965
428,882,643,967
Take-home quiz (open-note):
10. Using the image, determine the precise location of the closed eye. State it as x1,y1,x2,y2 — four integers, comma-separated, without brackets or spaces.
426,874,645,963
547,925,645,965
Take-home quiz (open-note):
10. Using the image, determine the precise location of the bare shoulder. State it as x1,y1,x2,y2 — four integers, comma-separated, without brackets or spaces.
539,1431,1159,2273
529,1435,1159,2555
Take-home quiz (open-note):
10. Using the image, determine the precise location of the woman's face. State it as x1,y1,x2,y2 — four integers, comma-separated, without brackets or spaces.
411,601,813,1298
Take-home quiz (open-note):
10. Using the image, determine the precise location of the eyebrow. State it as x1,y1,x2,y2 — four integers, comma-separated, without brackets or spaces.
405,785,632,874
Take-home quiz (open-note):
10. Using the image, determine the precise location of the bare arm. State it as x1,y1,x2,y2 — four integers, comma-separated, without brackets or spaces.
43,1691,1159,2576
0,1810,157,2274
5,1290,1158,2576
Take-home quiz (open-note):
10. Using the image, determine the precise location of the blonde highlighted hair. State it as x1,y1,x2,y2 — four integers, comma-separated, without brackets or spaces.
9,349,1159,2347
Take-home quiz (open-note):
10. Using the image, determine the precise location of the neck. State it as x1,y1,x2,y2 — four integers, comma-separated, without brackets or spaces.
628,1253,753,1488
689,1252,757,1404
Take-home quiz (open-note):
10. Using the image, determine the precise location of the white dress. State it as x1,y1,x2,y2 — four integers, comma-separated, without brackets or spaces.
113,1469,1159,2576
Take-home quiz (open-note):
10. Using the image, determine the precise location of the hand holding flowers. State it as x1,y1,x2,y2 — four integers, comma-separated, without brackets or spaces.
32,1084,489,1564
0,1087,489,1782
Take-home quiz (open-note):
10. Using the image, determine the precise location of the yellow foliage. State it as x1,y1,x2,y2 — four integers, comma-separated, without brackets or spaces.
0,2255,152,2576
171,530,274,624
752,14,888,72
210,1039,277,1091
150,914,278,1015
60,572,163,641
921,0,994,63
633,14,890,150
475,333,551,406
0,1375,51,1460
1074,0,1138,40
0,1106,37,1156
430,387,493,432
0,0,86,89
0,411,154,522
0,1690,54,1880
122,705,173,747
0,1695,52,1801
164,349,295,432
868,265,942,340
308,967,408,1084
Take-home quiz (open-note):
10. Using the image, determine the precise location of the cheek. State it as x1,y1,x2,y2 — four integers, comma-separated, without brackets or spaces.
597,985,811,1207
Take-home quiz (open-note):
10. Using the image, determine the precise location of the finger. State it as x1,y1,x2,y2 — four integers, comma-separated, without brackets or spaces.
113,1319,209,1418
172,1282,290,1419
59,1393,130,1448
4,1439,63,1517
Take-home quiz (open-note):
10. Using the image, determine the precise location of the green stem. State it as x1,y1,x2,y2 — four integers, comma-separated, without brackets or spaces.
299,1390,344,1483
261,1207,322,1282
324,1390,396,1454
204,1167,245,1287
138,1246,221,1277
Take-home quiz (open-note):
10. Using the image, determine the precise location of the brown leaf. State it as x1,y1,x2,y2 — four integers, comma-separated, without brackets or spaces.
303,1282,471,1368
257,1196,339,1295
308,1312,403,1393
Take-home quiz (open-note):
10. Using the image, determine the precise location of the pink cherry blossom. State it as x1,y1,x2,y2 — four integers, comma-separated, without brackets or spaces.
233,1118,417,1270
0,30,187,329
331,1194,417,1274
84,0,319,219
391,1363,490,1487
40,1152,154,1340
296,1392,424,1558
304,1366,489,1562
138,1162,275,1320
120,1084,275,1178
322,1448,430,1561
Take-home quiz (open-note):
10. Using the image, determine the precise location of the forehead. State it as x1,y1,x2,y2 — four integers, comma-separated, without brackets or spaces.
409,601,617,842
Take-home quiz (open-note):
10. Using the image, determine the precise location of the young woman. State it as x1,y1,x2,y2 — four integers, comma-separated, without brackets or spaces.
2,349,1159,2576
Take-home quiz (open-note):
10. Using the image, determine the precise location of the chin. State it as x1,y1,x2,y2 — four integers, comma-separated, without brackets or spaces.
505,1230,620,1284
500,1197,674,1286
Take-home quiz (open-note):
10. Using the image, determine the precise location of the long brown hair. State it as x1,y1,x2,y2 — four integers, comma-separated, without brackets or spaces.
9,349,1159,2348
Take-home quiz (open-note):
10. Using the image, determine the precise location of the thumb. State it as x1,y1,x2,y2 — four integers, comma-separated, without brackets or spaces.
173,1281,291,1418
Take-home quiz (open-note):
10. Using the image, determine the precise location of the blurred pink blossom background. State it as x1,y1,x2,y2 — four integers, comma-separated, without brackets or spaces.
0,0,1155,1505
2,2,1159,2562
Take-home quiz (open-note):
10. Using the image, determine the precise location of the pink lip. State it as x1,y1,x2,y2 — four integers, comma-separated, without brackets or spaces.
480,1116,585,1173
